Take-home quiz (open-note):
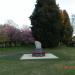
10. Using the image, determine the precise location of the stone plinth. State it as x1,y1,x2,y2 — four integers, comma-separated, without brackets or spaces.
32,48,45,57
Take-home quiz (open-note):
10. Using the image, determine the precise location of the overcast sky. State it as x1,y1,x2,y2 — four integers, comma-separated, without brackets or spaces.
0,0,75,27
57,0,75,16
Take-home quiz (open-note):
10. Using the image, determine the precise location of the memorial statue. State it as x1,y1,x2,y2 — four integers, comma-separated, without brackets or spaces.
32,41,45,57
35,41,42,49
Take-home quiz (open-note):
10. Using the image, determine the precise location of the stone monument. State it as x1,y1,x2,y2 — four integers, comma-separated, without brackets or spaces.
32,41,45,57
35,41,42,49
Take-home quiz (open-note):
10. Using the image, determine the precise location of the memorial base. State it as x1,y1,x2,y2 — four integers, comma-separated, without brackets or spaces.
32,48,45,57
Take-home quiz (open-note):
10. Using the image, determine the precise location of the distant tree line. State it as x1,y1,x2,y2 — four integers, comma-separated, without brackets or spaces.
0,24,34,47
0,0,73,48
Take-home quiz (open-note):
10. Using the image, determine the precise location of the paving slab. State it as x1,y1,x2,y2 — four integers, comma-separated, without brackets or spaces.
20,53,58,60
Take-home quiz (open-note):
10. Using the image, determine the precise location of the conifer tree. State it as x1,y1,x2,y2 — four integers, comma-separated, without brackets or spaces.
30,0,64,48
60,10,73,44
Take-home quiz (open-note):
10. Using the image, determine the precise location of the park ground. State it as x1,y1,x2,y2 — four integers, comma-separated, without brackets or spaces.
0,45,75,75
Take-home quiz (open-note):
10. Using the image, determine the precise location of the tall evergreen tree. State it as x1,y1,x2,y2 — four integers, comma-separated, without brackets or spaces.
60,10,73,44
30,0,64,48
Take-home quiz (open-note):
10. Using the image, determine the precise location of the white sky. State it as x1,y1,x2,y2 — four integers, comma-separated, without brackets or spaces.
0,0,75,28
56,0,75,16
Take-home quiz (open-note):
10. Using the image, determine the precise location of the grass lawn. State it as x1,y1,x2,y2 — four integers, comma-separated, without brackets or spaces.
0,45,75,75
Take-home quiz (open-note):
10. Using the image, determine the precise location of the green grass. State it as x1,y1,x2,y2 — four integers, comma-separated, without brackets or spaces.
0,45,75,75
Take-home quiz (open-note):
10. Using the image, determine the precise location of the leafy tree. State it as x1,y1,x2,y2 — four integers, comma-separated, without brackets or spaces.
3,24,17,47
0,23,34,47
0,25,9,47
4,24,34,46
30,0,63,48
20,29,34,45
